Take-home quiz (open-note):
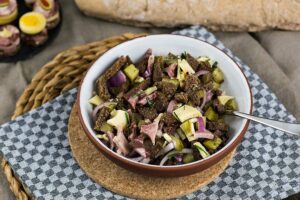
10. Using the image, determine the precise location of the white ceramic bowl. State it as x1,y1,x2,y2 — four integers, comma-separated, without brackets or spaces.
78,34,252,177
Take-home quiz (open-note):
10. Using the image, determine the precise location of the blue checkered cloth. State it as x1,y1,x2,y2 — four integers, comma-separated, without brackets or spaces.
0,26,299,200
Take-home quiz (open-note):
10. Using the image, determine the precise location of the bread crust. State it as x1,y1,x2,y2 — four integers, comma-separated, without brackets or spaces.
74,0,300,31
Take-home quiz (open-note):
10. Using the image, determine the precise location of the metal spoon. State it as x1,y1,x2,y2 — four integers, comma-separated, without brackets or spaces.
227,111,300,137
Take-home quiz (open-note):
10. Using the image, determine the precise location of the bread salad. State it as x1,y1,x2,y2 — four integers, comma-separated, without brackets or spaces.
89,49,238,166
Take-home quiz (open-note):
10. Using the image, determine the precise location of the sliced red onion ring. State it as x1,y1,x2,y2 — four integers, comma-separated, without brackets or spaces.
107,71,127,87
174,155,183,163
145,48,152,57
92,101,115,122
194,131,214,140
198,90,213,111
206,90,214,102
199,90,207,111
155,142,175,158
159,148,193,166
195,70,209,77
197,117,206,132
159,152,174,166
144,56,154,77
144,49,154,77
106,131,115,150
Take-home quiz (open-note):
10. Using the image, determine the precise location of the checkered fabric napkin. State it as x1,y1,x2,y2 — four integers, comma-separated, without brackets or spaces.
0,26,299,200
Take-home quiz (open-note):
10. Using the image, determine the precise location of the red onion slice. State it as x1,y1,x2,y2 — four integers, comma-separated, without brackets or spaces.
195,70,209,77
106,131,115,150
174,155,183,163
156,142,175,158
206,90,214,102
92,101,115,122
107,71,127,87
144,54,154,77
194,131,214,140
198,89,214,111
139,48,154,77
159,148,193,166
197,117,206,132
199,90,207,111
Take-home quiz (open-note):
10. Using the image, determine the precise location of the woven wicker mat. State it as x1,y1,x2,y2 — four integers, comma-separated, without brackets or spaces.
0,32,234,200
0,33,146,200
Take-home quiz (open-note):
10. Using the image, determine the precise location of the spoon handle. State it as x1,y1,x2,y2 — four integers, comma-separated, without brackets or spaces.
232,111,300,137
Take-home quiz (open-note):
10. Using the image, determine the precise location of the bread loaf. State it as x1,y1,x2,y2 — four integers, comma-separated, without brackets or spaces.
74,0,300,31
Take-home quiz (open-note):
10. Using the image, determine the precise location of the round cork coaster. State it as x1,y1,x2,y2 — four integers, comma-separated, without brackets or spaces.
68,105,235,200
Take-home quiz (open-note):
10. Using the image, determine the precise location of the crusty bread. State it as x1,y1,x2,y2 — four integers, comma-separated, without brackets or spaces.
74,0,300,31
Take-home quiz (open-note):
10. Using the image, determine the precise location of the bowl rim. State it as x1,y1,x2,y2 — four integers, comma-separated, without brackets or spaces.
77,34,253,171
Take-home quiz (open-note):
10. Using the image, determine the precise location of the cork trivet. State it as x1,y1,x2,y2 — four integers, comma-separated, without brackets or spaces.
69,105,236,200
